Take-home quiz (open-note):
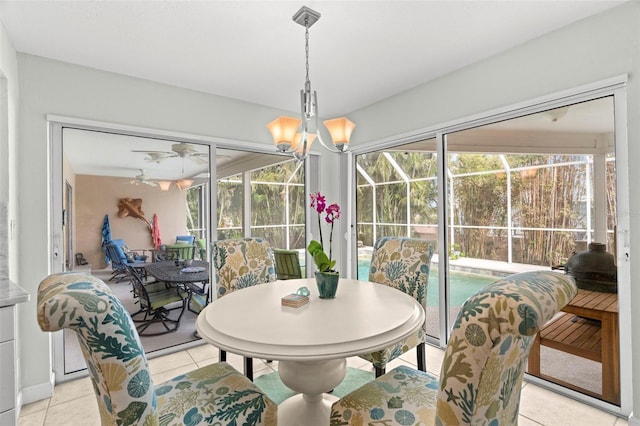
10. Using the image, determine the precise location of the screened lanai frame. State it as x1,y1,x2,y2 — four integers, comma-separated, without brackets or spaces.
215,158,306,250
356,153,616,265
346,76,632,415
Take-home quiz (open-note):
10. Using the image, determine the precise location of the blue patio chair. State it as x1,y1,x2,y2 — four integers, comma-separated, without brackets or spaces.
176,235,195,244
105,239,147,282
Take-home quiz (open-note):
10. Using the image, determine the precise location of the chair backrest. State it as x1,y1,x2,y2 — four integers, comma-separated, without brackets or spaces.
37,272,158,424
212,237,276,297
126,266,155,308
435,270,577,425
368,236,434,309
156,243,195,261
105,244,126,269
196,238,207,260
273,248,303,280
176,235,195,245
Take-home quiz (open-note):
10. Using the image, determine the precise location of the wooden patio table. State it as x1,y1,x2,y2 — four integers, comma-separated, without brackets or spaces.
528,288,619,405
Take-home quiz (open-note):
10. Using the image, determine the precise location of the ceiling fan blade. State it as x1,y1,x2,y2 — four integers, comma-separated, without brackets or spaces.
131,150,174,155
190,156,208,165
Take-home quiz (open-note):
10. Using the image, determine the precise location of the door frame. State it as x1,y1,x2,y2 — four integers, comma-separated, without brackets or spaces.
348,76,631,416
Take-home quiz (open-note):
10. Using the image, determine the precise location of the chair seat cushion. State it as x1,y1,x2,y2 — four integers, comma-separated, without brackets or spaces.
147,288,188,310
331,365,438,425
156,362,277,425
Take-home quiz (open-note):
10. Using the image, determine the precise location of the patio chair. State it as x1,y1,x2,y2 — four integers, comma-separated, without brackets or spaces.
126,265,189,336
176,234,195,245
37,272,277,425
331,270,578,425
104,240,147,283
212,237,276,380
196,238,207,260
154,243,196,261
359,236,434,377
273,248,303,280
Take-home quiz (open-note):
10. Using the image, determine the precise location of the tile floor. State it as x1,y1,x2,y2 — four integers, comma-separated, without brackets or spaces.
18,343,628,425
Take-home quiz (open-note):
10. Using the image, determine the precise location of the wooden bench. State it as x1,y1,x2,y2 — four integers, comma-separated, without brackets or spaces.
528,289,619,405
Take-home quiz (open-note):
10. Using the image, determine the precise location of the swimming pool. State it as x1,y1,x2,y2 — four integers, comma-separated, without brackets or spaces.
357,260,497,307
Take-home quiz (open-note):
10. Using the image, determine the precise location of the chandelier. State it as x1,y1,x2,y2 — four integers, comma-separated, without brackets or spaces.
267,6,356,161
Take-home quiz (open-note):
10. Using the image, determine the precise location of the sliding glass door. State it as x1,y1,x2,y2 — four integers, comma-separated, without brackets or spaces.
355,95,622,406
355,142,440,338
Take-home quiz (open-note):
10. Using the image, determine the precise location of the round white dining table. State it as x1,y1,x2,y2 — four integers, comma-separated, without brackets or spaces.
196,278,425,426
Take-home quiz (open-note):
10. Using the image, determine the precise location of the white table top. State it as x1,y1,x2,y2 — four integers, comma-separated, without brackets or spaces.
196,278,425,361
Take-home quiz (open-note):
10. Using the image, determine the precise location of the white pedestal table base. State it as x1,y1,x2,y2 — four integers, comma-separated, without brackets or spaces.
277,358,347,426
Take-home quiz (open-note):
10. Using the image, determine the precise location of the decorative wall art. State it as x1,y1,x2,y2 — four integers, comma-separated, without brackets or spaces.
117,198,151,231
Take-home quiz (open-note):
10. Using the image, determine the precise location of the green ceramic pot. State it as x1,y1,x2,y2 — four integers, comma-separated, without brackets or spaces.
315,271,339,299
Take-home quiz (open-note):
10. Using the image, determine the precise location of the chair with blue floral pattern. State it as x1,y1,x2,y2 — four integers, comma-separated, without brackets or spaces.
360,236,434,377
212,237,277,380
37,272,277,426
331,270,577,425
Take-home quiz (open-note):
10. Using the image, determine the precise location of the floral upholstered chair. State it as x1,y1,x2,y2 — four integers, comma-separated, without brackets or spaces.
212,237,277,379
360,236,434,377
212,237,276,297
37,272,277,426
332,270,577,425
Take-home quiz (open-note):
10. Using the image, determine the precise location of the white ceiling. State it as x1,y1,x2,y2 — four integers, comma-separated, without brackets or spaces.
0,1,623,182
0,0,625,118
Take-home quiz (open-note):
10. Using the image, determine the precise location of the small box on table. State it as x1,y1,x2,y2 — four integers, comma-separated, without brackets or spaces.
281,293,309,308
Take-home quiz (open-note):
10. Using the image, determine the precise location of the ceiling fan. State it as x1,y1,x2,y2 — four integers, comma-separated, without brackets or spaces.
132,142,208,165
129,169,158,187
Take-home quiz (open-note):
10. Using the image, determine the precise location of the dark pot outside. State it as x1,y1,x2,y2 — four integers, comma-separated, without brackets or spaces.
565,242,617,293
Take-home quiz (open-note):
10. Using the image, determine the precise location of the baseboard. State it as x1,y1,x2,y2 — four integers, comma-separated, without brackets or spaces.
629,413,640,425
20,371,55,405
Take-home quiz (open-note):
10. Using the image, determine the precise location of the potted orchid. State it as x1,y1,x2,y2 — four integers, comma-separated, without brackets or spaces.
308,192,341,298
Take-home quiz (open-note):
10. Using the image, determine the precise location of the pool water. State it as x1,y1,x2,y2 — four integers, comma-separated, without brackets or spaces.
358,261,497,307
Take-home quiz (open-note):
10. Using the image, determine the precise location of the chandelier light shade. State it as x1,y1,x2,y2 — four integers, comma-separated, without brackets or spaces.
323,118,356,151
157,181,172,191
176,179,193,190
292,133,316,161
267,5,356,161
267,116,302,151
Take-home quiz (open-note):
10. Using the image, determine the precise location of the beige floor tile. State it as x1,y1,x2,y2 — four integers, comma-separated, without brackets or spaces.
346,355,370,370
147,350,196,375
195,356,219,368
18,399,50,417
17,409,46,426
396,347,419,367
20,345,627,426
186,341,219,363
48,376,94,407
425,344,445,375
517,415,544,425
519,384,619,426
222,353,273,377
44,394,100,425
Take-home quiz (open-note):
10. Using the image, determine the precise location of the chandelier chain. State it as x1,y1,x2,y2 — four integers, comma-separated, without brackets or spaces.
305,18,310,86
